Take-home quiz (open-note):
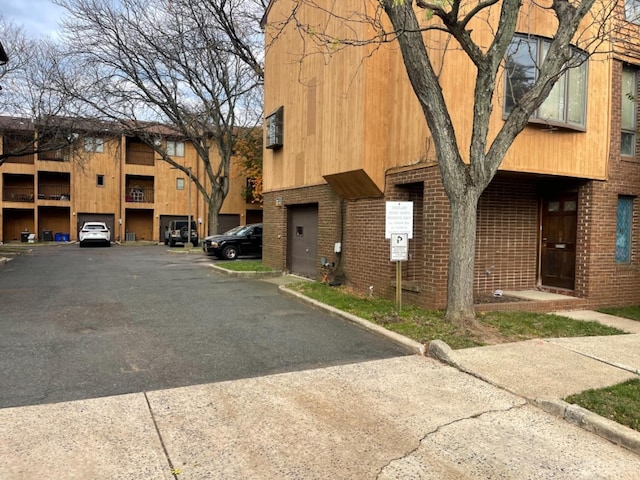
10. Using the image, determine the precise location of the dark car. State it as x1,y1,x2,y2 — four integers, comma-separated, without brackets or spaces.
202,223,262,260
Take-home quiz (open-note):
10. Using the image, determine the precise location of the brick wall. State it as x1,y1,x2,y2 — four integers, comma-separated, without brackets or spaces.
475,176,539,294
575,60,640,308
262,185,342,279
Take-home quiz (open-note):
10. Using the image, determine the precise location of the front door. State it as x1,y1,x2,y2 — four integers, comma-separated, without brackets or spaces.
287,204,318,278
541,195,577,289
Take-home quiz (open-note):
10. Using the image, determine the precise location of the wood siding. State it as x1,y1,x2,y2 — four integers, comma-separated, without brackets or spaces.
263,0,626,194
0,132,260,242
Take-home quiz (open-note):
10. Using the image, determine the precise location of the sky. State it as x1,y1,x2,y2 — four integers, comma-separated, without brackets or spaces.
3,0,67,38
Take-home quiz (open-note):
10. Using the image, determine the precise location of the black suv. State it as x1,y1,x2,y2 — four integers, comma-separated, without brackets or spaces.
164,220,199,247
202,223,262,259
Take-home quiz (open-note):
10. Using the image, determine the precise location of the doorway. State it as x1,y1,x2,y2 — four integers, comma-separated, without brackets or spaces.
287,204,318,278
540,195,577,289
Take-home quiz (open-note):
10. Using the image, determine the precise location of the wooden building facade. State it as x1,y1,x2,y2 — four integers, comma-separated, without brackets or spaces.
0,117,262,243
261,0,640,310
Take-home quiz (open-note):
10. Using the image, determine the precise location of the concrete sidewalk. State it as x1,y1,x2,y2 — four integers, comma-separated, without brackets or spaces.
429,309,640,455
2,356,639,479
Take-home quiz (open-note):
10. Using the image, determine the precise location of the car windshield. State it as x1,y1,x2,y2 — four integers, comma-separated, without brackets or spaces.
84,223,107,230
223,225,251,236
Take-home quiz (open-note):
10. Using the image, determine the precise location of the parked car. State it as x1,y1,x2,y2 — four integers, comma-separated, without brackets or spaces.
202,223,262,260
79,222,111,247
165,220,199,247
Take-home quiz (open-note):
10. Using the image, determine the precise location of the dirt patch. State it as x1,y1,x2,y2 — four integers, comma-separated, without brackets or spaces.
474,293,526,304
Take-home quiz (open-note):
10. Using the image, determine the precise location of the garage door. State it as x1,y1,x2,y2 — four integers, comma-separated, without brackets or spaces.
287,204,318,278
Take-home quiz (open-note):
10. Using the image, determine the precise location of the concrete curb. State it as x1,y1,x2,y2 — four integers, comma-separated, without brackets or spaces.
533,398,640,456
279,285,426,356
208,264,285,279
428,339,640,456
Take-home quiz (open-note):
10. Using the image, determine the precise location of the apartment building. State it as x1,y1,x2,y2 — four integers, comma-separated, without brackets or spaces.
261,0,640,310
0,117,262,243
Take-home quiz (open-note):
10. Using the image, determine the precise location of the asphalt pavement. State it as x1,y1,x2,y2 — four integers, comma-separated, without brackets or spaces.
1,250,639,478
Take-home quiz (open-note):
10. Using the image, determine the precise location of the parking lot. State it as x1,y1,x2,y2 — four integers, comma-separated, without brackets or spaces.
0,244,409,408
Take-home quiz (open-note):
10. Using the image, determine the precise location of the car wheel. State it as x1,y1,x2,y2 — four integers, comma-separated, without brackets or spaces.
79,241,85,248
164,237,169,245
222,245,238,260
180,226,189,239
106,241,111,247
169,239,176,247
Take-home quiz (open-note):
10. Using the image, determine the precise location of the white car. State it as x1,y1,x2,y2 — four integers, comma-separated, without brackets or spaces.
79,222,111,247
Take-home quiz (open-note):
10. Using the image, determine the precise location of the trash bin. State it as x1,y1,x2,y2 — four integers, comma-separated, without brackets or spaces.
21,231,29,243
54,233,62,242
42,230,53,242
61,233,70,242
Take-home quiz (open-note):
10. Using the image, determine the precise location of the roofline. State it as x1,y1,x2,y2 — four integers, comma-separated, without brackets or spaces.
260,0,276,29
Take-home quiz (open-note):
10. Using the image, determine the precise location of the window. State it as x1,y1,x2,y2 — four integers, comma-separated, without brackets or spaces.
84,137,104,153
265,106,284,149
616,196,633,263
504,35,587,129
625,0,640,24
621,68,637,157
167,141,184,157
176,178,185,190
96,174,105,187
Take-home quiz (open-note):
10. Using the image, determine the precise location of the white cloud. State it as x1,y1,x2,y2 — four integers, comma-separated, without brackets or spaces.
3,0,66,38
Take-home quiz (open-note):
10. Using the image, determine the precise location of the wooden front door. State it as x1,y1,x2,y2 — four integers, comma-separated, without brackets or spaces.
541,196,577,289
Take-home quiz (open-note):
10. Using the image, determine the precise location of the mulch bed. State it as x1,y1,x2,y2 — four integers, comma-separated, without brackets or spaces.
474,293,527,304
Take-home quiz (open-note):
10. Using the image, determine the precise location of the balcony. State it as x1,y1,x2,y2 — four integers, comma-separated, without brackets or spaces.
39,149,68,162
3,186,35,202
3,135,36,165
125,186,154,203
126,138,155,166
38,184,71,201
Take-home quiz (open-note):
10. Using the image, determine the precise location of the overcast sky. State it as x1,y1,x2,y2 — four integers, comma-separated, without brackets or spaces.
3,0,66,38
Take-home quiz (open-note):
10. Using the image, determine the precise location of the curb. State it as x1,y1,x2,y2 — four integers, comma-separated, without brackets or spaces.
533,398,640,456
428,339,640,456
279,285,426,356
208,264,285,279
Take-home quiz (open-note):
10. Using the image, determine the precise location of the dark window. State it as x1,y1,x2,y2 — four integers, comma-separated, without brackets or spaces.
621,68,638,157
504,34,587,129
96,174,105,187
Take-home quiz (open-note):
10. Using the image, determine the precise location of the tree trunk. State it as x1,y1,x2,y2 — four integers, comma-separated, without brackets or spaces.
445,188,481,326
207,196,222,236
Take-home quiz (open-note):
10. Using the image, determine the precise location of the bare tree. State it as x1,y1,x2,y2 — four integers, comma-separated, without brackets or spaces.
266,0,616,326
0,16,85,166
54,0,264,234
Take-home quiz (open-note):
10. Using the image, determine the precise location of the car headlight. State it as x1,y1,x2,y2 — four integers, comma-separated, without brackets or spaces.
211,242,219,248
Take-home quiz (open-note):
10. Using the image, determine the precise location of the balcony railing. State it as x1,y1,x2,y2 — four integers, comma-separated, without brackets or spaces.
125,187,154,203
39,150,68,162
3,186,35,202
3,153,35,164
38,185,71,201
126,149,155,166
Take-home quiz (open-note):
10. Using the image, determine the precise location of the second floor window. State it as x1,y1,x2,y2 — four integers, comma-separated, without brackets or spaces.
504,35,587,130
167,140,184,157
621,68,638,157
626,0,640,25
84,137,104,153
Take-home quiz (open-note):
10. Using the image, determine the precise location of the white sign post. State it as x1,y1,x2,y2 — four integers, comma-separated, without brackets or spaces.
386,202,413,311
